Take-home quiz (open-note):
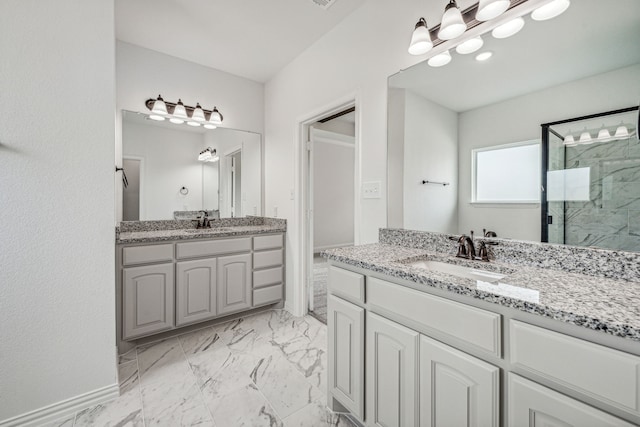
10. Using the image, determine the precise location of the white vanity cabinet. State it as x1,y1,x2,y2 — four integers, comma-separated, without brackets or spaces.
327,294,365,420
123,263,174,339
366,312,418,427
217,253,252,315
508,374,636,427
327,263,640,427
117,232,284,345
419,335,499,427
175,258,217,326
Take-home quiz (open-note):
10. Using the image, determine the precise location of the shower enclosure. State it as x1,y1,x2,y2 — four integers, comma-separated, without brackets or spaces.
541,105,640,252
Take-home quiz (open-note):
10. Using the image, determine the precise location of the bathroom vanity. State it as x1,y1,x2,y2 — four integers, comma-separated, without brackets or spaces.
324,229,640,427
115,217,285,352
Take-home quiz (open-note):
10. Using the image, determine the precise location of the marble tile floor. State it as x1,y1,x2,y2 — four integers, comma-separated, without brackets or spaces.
43,310,356,427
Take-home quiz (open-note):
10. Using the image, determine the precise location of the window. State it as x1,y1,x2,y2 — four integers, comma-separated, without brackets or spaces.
472,140,540,203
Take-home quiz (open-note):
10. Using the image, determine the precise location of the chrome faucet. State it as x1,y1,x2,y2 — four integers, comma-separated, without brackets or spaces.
196,210,211,229
455,233,476,260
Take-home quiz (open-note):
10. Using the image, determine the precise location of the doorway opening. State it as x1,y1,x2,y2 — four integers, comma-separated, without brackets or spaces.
305,106,357,323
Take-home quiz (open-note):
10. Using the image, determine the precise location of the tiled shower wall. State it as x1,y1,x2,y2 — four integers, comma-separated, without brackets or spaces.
548,136,640,251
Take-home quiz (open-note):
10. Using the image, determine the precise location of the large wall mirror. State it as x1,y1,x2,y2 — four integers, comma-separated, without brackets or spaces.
387,0,640,251
121,110,262,220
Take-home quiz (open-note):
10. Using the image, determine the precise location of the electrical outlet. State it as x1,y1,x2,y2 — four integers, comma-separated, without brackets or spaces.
362,181,381,199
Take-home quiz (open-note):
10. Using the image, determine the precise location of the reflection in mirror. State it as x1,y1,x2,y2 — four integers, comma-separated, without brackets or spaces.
121,110,262,220
387,0,640,251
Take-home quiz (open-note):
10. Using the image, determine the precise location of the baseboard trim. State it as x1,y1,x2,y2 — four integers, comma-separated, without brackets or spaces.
0,383,119,427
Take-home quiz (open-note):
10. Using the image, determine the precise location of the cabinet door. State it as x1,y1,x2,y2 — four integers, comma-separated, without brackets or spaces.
327,295,365,420
176,258,217,326
508,374,636,427
419,335,499,427
217,253,252,315
366,312,419,427
123,263,174,340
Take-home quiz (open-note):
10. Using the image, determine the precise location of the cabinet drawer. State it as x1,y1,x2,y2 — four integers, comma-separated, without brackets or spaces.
253,266,283,289
122,244,173,265
176,237,251,259
508,374,636,427
510,320,640,417
253,249,283,269
254,234,283,251
253,284,282,306
328,266,365,304
368,277,501,356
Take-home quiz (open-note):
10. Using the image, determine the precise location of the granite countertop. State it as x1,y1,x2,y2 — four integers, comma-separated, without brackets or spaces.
323,243,640,341
117,224,286,244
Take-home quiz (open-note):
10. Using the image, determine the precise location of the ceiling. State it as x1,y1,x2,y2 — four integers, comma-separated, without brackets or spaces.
115,0,368,83
390,0,640,112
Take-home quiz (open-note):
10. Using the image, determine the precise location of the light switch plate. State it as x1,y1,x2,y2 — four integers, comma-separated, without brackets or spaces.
362,181,381,199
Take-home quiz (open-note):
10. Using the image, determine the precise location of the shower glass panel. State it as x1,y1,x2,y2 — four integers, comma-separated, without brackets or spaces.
542,106,640,252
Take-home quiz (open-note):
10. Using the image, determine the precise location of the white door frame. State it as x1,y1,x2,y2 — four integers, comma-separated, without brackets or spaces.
293,91,362,316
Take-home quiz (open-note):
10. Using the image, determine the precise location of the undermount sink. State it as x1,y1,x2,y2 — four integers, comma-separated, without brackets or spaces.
408,260,507,283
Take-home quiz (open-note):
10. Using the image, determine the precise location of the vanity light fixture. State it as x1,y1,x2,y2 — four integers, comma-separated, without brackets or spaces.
579,130,593,144
456,36,484,54
597,127,612,142
476,0,510,21
192,103,206,122
531,0,570,21
475,51,493,61
614,125,629,139
408,18,433,55
144,96,224,129
208,107,223,126
438,0,467,40
491,16,525,38
563,134,576,145
198,147,219,162
428,50,452,67
151,95,168,115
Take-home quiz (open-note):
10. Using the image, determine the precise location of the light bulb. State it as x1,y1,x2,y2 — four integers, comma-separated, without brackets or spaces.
169,118,184,124
531,0,570,21
151,95,168,115
204,124,217,130
428,50,452,67
149,114,165,121
438,0,466,40
476,0,510,21
456,36,484,54
187,121,200,127
408,18,433,55
492,17,525,39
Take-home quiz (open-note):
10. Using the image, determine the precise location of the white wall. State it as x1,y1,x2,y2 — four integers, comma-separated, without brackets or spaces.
123,121,206,219
116,41,264,222
313,119,356,137
264,0,434,315
0,0,117,422
458,64,640,241
403,90,458,233
312,129,355,251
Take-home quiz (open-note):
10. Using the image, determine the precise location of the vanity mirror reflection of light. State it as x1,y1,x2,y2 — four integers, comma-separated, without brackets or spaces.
387,0,640,251
121,110,262,220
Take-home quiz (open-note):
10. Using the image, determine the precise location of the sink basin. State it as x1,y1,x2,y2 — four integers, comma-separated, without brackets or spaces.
408,260,506,283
